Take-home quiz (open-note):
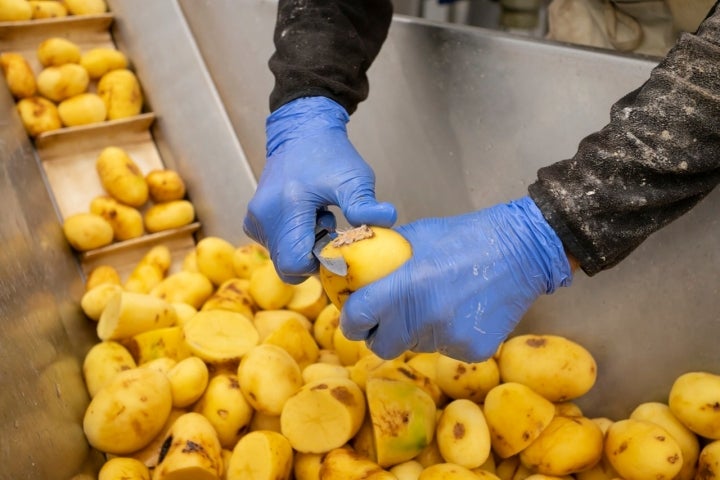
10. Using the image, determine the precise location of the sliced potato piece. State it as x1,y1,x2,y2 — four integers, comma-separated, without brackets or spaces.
183,309,259,364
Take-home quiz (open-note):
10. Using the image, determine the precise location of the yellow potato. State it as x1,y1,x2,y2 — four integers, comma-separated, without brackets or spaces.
37,63,89,102
98,457,150,480
263,316,319,369
63,0,107,15
365,359,443,407
519,415,604,476
252,309,310,341
302,362,350,384
226,430,294,480
249,410,282,434
435,354,500,403
390,460,425,480
140,357,177,376
83,367,172,455
318,225,412,309
183,309,259,364
144,200,195,233
697,441,720,480
145,169,186,202
58,92,106,126
201,277,255,319
85,264,120,291
554,401,583,417
62,212,114,251
37,37,81,67
436,399,491,469
181,249,199,272
96,146,148,207
313,303,340,350
239,343,303,416
166,356,209,408
0,0,32,20
124,264,163,294
414,436,445,468
16,96,62,136
605,419,683,480
80,283,122,321
669,371,720,439
287,275,328,320
406,352,442,387
80,47,128,79
333,326,374,366
1,52,36,98
195,236,236,286
171,302,197,326
497,334,597,402
419,463,485,480
193,372,254,449
29,1,68,19
124,326,191,364
97,68,143,120
233,242,270,279
150,271,213,308
89,195,143,241
249,260,294,310
82,340,136,398
347,353,386,391
319,447,395,480
96,290,177,341
294,452,324,480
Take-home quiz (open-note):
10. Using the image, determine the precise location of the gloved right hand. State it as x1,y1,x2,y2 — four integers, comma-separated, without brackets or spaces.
243,96,397,283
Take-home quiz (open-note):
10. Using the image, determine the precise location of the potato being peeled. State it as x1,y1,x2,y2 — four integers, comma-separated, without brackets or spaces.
16,96,61,136
319,225,412,309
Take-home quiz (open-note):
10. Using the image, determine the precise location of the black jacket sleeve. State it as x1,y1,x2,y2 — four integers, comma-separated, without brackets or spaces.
268,0,394,114
529,1,720,276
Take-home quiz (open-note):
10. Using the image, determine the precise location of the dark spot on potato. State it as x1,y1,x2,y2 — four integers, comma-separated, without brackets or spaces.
229,376,240,389
157,434,173,463
374,408,410,437
526,337,547,348
668,453,681,464
331,386,354,405
397,367,417,381
217,409,228,419
139,395,147,402
453,422,465,439
182,440,205,454
311,383,329,391
617,440,628,454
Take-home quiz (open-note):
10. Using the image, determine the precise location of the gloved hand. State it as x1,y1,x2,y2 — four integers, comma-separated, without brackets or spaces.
340,196,573,362
243,96,397,283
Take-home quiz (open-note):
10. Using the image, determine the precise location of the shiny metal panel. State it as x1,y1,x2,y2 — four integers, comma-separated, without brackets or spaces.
181,2,718,418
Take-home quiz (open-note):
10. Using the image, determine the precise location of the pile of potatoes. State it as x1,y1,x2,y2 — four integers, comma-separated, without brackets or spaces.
0,0,108,21
62,145,194,252
0,34,142,136
77,233,720,480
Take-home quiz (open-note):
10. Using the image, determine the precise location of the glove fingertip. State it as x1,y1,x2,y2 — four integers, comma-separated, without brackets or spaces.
346,201,397,227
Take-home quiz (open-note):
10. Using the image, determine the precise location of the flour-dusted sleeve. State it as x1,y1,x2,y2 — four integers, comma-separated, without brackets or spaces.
529,1,720,276
268,0,394,114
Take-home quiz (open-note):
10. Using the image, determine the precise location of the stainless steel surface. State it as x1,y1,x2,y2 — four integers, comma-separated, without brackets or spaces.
181,2,719,418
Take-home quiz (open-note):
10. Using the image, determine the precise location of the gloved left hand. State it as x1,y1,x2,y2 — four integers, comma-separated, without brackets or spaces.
340,196,573,362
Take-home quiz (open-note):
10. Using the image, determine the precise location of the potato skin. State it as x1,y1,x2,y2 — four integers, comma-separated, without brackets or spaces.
80,47,128,79
97,68,143,120
37,63,89,102
16,96,61,136
62,212,114,251
96,146,149,207
145,169,186,202
1,52,36,98
89,195,144,241
58,92,107,127
143,200,195,233
605,419,683,480
37,37,81,67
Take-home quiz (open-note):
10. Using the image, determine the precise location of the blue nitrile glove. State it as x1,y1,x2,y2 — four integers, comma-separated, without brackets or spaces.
243,96,397,283
340,196,573,362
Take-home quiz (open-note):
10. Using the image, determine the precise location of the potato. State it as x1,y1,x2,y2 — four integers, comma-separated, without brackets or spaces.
144,200,195,233
85,264,120,291
124,326,191,364
406,352,442,387
37,37,81,67
152,412,223,480
483,382,556,458
0,0,32,20
145,169,186,202
302,362,350,384
519,415,604,476
96,291,177,341
294,452,323,480
418,463,484,480
37,63,89,102
435,354,500,403
333,326,374,366
414,436,445,468
253,309,311,341
318,225,412,309
181,249,199,272
201,277,254,319
281,377,366,454
630,402,700,480
62,212,114,251
390,460,425,480
287,275,328,320
226,430,294,480
89,195,144,241
80,283,122,321
249,260,294,310
151,271,213,308
313,303,340,350
96,146,148,207
83,367,172,455
98,457,150,480
193,372,254,449
233,242,270,279
124,264,163,294
196,236,236,286
366,359,443,407
58,92,106,126
97,68,143,120
125,409,185,468
166,356,208,408
1,52,36,98
669,371,720,439
263,316,319,369
697,440,720,480
141,357,177,376
436,399,491,469
604,419,683,480
63,0,107,14
249,411,282,434
29,1,68,19
17,96,62,136
554,401,583,417
239,343,303,416
497,334,597,402
82,340,136,397
366,377,436,467
171,302,197,326
183,309,259,364
347,353,389,391
80,47,128,79
319,447,395,480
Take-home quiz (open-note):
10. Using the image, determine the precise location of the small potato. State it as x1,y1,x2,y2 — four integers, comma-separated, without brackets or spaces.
63,0,107,15
249,260,294,310
80,283,122,321
233,242,270,279
145,169,186,203
1,52,36,98
605,419,683,480
697,441,720,480
82,340,136,398
201,277,255,320
98,457,150,480
669,371,720,439
183,310,260,364
80,47,128,79
16,96,61,136
263,316,320,369
166,356,208,408
287,275,328,321
96,146,148,207
37,37,81,67
239,344,303,416
193,372,253,449
253,310,311,341
313,303,340,350
62,212,114,251
85,264,121,291
124,326,191,365
97,290,177,341
58,92,106,127
435,354,500,403
29,1,68,19
89,195,144,241
143,200,195,233
302,362,350,384
97,68,143,120
0,0,32,21
333,326,374,366
436,399,492,469
37,63,89,102
226,430,294,480
196,236,236,286
150,271,213,308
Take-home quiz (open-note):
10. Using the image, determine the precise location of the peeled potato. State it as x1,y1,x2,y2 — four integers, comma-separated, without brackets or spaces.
249,260,294,310
196,236,236,286
16,96,61,136
97,68,143,120
37,63,89,102
80,47,128,79
1,52,36,98
37,37,81,67
62,212,114,251
145,169,186,202
58,93,107,127
318,225,412,309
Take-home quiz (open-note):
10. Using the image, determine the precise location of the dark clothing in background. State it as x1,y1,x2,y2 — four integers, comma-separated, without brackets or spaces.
269,0,720,276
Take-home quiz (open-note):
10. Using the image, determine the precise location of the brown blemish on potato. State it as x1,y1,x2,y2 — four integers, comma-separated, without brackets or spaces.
453,422,466,439
331,386,355,405
453,364,466,380
526,337,547,348
701,402,720,411
182,440,205,454
522,430,531,441
655,435,667,441
311,383,329,390
217,409,228,419
157,435,173,463
397,367,418,381
616,440,628,454
668,453,681,464
374,408,410,437
229,376,240,389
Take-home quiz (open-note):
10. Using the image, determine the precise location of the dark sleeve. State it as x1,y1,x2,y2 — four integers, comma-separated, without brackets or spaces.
528,1,720,276
268,0,394,114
